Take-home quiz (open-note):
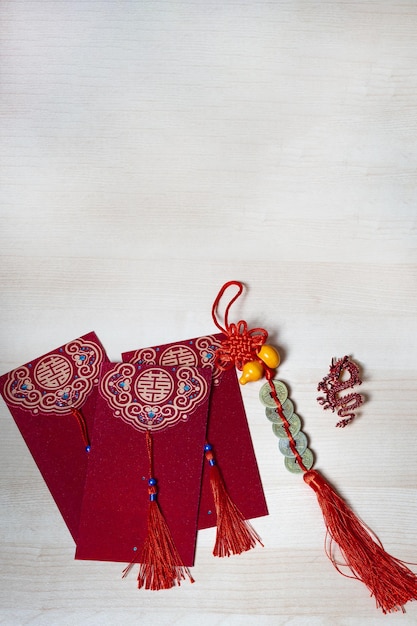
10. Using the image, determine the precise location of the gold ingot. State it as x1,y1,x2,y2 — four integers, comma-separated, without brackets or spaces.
239,360,264,385
257,344,280,369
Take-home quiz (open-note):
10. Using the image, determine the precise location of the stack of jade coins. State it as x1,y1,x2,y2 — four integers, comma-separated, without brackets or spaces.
259,380,314,473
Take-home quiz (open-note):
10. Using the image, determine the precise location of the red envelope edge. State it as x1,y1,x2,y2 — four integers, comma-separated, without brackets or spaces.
123,333,268,531
0,332,110,543
75,363,213,566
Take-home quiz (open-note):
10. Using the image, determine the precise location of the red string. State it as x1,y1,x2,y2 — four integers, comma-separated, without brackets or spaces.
70,407,91,451
211,282,268,372
265,372,308,472
211,280,244,333
146,429,153,477
212,282,306,470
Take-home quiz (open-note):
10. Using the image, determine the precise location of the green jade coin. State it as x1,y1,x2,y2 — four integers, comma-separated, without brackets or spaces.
259,380,288,407
272,413,301,439
265,398,294,423
278,431,308,458
284,448,314,474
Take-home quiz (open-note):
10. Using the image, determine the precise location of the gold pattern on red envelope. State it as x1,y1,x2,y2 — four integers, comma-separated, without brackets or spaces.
130,335,223,386
2,338,105,414
99,362,209,432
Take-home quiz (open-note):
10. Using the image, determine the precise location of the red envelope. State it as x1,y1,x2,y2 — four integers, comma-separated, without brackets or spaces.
0,332,109,543
75,362,212,566
123,334,268,531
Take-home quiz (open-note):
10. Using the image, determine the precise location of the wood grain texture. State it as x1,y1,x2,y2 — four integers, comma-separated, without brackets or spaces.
1,1,417,624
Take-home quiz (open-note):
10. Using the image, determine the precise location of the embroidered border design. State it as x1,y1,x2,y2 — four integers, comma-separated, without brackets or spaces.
99,363,208,432
129,334,223,386
194,335,223,385
2,338,104,414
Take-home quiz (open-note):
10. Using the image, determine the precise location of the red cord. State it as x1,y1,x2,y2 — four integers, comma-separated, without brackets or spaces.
211,282,268,372
146,429,153,477
265,373,308,472
211,280,244,333
212,282,305,468
70,407,91,452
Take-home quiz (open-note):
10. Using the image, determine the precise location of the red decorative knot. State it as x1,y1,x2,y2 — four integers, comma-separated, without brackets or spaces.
211,281,268,372
211,281,281,385
317,356,363,427
215,321,267,372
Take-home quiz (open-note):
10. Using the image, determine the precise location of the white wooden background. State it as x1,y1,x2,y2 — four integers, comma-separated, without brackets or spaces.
1,2,417,624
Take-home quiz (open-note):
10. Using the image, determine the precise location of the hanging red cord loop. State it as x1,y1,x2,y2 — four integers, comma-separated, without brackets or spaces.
211,281,417,613
211,280,244,333
211,281,268,372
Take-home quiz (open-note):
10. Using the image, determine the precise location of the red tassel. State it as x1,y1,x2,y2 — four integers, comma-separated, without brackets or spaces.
135,494,194,590
304,469,417,613
123,431,194,590
205,443,263,557
210,282,417,612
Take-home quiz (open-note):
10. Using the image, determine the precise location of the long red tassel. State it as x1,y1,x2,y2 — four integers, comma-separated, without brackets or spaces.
304,469,417,613
211,281,417,612
265,374,417,613
205,443,263,557
123,430,194,590
136,492,195,590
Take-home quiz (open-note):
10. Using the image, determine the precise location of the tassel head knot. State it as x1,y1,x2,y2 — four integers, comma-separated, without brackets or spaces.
303,469,325,492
